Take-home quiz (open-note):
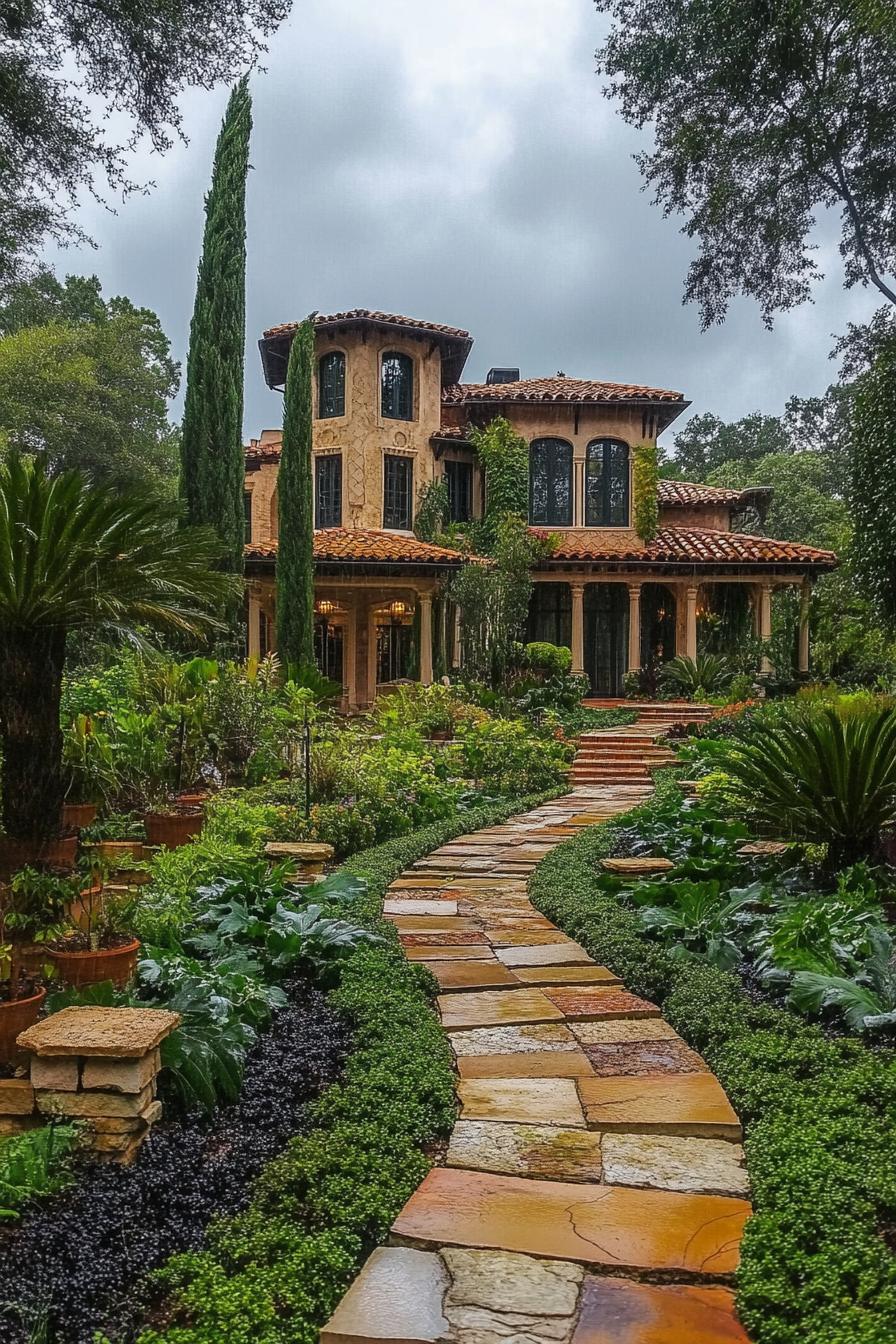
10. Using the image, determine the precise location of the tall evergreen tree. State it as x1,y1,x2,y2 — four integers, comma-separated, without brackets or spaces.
180,78,251,601
276,317,316,670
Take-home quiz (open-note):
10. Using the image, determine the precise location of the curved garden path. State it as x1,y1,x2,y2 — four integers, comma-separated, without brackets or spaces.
321,709,752,1344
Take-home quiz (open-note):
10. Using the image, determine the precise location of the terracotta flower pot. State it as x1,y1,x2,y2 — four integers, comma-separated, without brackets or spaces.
0,987,46,1065
175,792,209,809
65,882,104,933
143,811,202,849
49,938,140,991
15,942,54,979
62,802,98,832
0,835,78,876
93,839,145,863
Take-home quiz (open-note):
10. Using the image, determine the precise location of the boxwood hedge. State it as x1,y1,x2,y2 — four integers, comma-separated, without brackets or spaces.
529,788,896,1344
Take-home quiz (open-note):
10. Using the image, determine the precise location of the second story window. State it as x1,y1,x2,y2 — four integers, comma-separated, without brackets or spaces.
585,439,630,526
445,459,473,523
529,438,573,527
315,454,342,529
243,490,253,542
383,454,413,529
381,351,413,420
318,351,345,418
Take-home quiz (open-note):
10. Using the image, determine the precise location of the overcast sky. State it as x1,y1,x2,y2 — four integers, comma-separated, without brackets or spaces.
42,0,878,448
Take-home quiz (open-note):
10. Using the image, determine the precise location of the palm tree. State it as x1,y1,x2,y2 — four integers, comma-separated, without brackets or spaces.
0,455,239,845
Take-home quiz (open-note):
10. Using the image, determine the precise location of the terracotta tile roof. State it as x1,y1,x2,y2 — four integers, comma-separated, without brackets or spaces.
658,479,774,508
264,311,472,341
443,377,684,405
246,529,467,566
537,526,836,569
431,425,471,440
245,438,282,466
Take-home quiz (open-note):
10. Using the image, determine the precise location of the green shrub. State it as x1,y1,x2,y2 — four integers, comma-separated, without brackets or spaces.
659,653,733,699
0,1124,80,1218
451,718,573,793
530,806,896,1344
523,642,572,676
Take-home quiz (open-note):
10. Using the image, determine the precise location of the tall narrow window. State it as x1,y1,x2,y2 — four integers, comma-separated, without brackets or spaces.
381,351,413,420
243,491,253,542
383,454,413,529
585,439,630,527
315,454,342,528
445,459,473,522
318,351,345,418
529,438,573,527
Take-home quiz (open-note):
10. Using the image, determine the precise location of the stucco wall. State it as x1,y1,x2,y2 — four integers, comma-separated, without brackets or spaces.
659,505,732,532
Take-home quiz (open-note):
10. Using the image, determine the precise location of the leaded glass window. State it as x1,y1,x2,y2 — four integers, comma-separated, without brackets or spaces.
315,454,342,529
383,454,413,529
445,459,473,522
529,438,573,527
318,351,346,418
585,439,630,527
381,352,413,420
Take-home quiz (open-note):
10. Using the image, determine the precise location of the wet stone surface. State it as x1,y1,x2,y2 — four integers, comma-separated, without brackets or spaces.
582,1038,708,1077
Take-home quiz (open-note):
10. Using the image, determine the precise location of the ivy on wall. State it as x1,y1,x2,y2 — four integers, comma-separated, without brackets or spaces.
632,440,659,541
470,416,529,548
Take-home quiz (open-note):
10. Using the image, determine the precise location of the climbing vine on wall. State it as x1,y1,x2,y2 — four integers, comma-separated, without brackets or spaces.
470,416,529,549
632,441,659,541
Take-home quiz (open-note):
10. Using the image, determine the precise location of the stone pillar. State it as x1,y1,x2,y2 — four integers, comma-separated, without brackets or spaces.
685,585,699,661
627,583,642,674
418,592,434,686
247,590,261,660
452,602,463,670
573,455,586,528
798,580,811,675
366,603,379,705
570,582,586,675
343,603,358,708
759,582,773,675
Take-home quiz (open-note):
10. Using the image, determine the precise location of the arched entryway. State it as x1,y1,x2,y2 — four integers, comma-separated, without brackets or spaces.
585,584,628,696
641,584,677,668
698,584,751,655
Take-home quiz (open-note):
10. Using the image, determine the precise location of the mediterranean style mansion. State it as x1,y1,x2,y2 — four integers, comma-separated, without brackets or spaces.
243,309,836,705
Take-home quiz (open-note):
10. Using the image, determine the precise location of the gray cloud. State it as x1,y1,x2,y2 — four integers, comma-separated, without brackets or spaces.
41,0,879,451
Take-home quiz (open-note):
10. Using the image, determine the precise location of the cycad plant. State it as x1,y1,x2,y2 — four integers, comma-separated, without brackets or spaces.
659,653,732,700
718,702,896,869
0,455,237,845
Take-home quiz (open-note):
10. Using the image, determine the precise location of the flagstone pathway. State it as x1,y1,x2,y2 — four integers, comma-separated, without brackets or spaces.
320,718,751,1344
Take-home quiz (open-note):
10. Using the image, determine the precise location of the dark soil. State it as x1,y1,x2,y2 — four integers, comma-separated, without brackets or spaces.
0,979,350,1344
0,974,41,1004
48,932,135,953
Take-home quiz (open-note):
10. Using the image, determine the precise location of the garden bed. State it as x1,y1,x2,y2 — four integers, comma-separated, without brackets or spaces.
530,783,896,1344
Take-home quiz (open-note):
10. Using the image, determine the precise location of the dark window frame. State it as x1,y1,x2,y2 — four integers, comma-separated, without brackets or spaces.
243,490,253,542
381,351,414,421
315,453,343,529
445,458,474,523
529,438,573,527
585,438,630,527
383,453,413,529
318,350,346,419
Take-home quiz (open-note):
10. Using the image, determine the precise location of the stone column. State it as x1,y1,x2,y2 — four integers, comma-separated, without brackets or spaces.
798,580,811,675
366,603,379,705
452,602,463,670
343,603,358,708
627,583,642,674
570,582,586,675
247,590,261,660
759,581,773,675
685,585,699,661
418,592,434,686
573,455,586,528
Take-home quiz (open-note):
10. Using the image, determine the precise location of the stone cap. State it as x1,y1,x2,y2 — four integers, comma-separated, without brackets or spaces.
18,1007,181,1058
601,857,674,875
264,841,334,861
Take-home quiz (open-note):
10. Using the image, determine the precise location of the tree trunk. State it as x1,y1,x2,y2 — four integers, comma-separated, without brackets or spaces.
0,627,66,842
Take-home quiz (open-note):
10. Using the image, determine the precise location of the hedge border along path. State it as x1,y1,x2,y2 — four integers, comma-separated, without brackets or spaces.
315,724,756,1344
133,793,560,1344
529,776,896,1344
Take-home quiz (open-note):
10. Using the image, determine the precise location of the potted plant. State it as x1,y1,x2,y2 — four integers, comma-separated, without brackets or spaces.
82,813,146,865
48,887,140,990
0,869,76,1061
61,714,117,833
142,788,204,850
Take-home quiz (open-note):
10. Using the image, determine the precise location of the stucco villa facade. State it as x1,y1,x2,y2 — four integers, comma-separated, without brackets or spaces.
244,309,837,705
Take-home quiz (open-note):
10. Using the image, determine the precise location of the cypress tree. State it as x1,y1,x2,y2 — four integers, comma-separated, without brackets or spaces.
180,77,251,599
276,316,316,670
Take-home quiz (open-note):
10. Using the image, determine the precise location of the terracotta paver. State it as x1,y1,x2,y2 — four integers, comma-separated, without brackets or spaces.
572,1276,751,1343
321,723,753,1344
391,1167,748,1277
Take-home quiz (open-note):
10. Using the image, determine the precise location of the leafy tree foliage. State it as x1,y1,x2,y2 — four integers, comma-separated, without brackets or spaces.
0,0,291,282
276,318,316,672
852,336,896,620
180,78,251,589
471,416,529,547
0,269,179,489
596,0,896,329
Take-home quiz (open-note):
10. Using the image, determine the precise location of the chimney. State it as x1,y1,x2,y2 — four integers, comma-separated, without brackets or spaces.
485,367,520,386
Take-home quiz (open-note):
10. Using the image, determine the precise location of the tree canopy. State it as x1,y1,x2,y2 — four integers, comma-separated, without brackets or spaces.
0,0,291,283
596,0,896,334
0,269,179,490
276,318,316,671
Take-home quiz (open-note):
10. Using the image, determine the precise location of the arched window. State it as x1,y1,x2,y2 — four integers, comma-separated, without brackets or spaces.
585,439,630,527
318,351,345,418
381,351,414,420
529,438,573,527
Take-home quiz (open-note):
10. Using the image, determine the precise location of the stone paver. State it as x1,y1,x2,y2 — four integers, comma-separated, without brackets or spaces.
321,718,752,1344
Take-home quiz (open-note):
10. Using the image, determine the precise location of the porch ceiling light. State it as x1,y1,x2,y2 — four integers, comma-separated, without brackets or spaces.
389,599,409,617
316,599,336,615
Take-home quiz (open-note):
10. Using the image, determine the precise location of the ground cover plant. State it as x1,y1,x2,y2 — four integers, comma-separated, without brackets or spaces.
531,773,896,1344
